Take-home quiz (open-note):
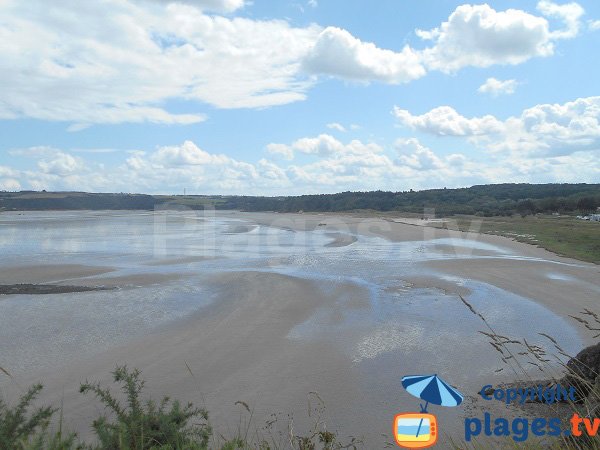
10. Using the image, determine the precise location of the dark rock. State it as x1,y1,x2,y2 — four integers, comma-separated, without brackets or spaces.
0,284,114,295
563,342,600,399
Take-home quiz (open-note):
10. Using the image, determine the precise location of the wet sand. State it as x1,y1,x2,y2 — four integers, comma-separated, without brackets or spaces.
0,211,598,447
226,211,599,322
0,264,115,284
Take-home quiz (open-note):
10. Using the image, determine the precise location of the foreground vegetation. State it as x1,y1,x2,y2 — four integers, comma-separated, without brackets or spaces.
2,308,600,449
0,366,358,450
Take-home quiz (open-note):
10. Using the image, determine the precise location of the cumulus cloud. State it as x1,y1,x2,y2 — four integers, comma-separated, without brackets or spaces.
395,96,600,157
394,138,469,171
589,20,600,31
303,2,584,84
485,96,600,156
303,27,426,83
419,4,553,72
3,133,599,194
37,152,85,177
477,78,518,96
393,106,505,136
151,141,231,166
267,134,384,159
394,138,444,170
292,134,346,156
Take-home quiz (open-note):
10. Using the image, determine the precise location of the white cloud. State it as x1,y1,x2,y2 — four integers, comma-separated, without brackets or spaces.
419,4,554,72
37,152,85,177
151,141,231,166
394,138,469,172
292,134,347,156
326,123,346,132
394,138,444,170
484,96,600,156
477,78,518,96
303,27,426,84
395,96,600,157
0,165,20,178
266,143,294,160
303,2,583,84
393,105,505,136
143,0,246,13
307,0,317,8
0,178,22,191
589,20,600,31
0,0,321,124
66,123,92,133
3,134,599,194
0,0,587,124
537,0,584,39
12,147,87,177
267,134,384,159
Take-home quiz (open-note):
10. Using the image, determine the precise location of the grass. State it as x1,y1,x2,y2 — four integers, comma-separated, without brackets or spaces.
444,214,600,264
153,196,228,210
453,295,600,449
0,366,360,450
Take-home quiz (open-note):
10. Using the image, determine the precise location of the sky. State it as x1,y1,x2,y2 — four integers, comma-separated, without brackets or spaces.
0,0,599,195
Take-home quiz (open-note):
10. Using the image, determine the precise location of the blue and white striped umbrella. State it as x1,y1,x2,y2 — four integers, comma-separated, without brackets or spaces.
401,374,463,410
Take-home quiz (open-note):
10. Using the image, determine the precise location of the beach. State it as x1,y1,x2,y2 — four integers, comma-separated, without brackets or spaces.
0,210,598,446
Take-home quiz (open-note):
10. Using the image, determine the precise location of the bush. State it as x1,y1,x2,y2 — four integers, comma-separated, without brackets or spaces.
79,366,211,450
0,384,79,450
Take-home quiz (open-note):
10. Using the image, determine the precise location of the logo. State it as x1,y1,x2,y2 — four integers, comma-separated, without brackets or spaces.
465,383,580,442
394,413,438,448
394,374,464,448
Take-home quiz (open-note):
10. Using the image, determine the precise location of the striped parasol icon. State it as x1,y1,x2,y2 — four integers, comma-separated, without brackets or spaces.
401,374,464,437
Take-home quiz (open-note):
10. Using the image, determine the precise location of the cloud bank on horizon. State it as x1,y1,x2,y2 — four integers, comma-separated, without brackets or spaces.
0,0,598,194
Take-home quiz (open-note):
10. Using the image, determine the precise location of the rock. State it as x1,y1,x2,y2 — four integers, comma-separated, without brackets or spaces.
563,342,600,399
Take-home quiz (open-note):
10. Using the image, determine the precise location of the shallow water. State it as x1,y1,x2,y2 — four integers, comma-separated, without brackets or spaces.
0,210,584,382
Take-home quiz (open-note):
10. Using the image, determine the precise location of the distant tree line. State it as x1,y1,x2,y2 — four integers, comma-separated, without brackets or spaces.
214,183,600,217
0,192,157,210
1,184,599,217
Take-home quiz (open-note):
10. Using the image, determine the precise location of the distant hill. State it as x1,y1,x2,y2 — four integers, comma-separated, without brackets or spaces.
214,183,600,217
1,183,599,217
0,191,157,210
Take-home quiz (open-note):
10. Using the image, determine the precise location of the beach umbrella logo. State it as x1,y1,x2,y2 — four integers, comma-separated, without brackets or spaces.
393,374,464,448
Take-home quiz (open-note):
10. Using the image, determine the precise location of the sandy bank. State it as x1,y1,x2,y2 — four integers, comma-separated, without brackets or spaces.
4,271,374,443
0,264,115,284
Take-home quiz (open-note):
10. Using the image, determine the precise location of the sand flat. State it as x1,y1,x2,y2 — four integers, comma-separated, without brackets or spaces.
0,210,598,447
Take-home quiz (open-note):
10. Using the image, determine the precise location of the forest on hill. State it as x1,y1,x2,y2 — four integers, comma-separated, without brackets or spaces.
214,183,600,217
1,183,599,217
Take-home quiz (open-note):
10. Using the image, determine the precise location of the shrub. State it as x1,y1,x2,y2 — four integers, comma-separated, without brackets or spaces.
0,384,79,450
79,366,211,450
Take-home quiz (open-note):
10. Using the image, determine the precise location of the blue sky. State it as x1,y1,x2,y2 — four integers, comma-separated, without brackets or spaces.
0,0,599,194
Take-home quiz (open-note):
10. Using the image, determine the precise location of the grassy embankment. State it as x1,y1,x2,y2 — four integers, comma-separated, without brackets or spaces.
441,214,600,264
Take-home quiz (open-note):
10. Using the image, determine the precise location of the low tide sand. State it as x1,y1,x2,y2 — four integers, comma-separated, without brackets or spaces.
1,211,598,447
